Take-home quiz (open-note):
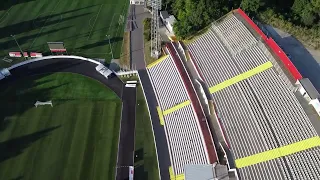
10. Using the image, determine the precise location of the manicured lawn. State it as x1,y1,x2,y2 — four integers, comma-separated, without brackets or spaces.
0,0,129,68
0,73,121,180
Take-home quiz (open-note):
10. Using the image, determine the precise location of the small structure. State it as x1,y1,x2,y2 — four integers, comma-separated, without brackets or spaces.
160,11,176,34
95,64,113,79
184,163,238,180
34,101,53,108
130,0,144,5
0,68,11,80
296,78,320,115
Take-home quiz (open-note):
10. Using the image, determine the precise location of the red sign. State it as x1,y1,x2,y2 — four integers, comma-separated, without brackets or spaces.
9,52,22,57
50,49,67,52
30,52,43,57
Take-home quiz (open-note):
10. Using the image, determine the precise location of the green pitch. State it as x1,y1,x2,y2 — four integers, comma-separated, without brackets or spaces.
0,73,121,180
0,0,129,67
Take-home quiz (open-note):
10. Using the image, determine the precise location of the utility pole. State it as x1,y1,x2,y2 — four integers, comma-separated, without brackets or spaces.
11,34,26,60
106,35,114,59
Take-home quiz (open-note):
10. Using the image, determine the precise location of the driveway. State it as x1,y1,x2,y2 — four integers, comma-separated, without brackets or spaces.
129,5,151,70
264,25,320,92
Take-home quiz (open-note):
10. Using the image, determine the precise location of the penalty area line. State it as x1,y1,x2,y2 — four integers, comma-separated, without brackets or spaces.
87,4,103,40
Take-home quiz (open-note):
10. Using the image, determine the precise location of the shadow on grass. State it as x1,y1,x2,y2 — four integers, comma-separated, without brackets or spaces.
9,175,23,180
134,164,148,180
134,148,144,162
0,74,69,132
0,26,72,51
0,12,92,39
77,37,123,50
0,125,61,163
0,0,35,11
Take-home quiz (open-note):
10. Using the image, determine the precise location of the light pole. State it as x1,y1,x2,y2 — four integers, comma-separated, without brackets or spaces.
11,34,26,60
106,35,114,59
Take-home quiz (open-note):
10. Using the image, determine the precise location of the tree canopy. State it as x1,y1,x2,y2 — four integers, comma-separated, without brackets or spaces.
161,0,320,39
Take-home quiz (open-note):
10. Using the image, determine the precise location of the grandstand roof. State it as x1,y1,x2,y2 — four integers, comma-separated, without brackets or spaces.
187,12,320,179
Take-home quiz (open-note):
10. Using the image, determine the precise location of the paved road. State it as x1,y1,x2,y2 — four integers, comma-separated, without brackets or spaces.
264,25,320,92
129,5,151,69
0,58,136,180
138,69,170,180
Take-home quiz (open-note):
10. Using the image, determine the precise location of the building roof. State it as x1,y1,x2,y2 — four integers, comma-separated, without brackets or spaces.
160,11,169,19
185,164,234,180
167,15,176,26
299,78,320,99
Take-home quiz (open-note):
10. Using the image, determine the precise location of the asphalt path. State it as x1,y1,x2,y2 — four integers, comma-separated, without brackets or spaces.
129,5,151,69
138,69,170,180
0,58,136,180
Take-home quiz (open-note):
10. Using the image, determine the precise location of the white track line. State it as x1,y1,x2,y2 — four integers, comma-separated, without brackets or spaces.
87,4,103,40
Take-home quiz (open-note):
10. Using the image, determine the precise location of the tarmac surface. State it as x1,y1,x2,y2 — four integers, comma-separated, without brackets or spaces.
0,58,136,180
138,69,171,180
129,5,150,70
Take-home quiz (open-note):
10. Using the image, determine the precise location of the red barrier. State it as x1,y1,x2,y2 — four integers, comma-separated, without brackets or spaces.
236,8,302,80
265,38,302,80
167,42,218,163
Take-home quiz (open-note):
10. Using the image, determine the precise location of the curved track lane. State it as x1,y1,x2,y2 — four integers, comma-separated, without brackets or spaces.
0,58,135,180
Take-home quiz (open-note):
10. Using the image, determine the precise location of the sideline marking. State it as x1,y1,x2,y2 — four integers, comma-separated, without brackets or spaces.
87,4,103,40
147,55,169,68
157,106,164,125
209,61,273,93
235,136,320,168
163,100,190,116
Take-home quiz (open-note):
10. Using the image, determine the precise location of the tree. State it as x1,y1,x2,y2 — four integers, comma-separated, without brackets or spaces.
240,0,264,13
301,4,316,25
173,19,193,39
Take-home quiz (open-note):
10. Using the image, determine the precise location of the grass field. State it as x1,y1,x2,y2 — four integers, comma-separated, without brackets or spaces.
0,0,129,68
121,76,159,180
0,73,121,180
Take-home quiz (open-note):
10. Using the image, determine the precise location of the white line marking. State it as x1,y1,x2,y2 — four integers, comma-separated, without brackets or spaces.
87,4,103,40
28,0,62,50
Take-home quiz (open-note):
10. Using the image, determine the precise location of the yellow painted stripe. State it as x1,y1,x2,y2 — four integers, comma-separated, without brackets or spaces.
169,166,185,180
209,61,273,93
147,55,169,68
163,100,190,116
156,106,165,126
236,136,320,168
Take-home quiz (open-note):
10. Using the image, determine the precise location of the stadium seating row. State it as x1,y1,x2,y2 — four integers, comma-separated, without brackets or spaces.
147,53,211,176
187,13,320,179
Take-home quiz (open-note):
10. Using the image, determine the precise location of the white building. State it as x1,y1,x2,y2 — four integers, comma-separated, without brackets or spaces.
130,0,144,5
296,78,320,116
160,11,176,34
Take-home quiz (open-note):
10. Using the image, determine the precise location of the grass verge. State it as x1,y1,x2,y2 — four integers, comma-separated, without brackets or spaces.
119,31,131,69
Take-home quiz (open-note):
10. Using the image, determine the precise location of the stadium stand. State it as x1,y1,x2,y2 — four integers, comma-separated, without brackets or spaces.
187,9,320,180
147,44,218,177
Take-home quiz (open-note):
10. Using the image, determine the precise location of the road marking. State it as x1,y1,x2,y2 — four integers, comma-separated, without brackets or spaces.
147,55,169,68
169,166,185,180
209,61,273,93
235,136,320,168
163,100,190,116
157,106,164,125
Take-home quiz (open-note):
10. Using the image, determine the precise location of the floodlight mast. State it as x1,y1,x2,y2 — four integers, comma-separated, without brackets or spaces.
150,0,161,58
